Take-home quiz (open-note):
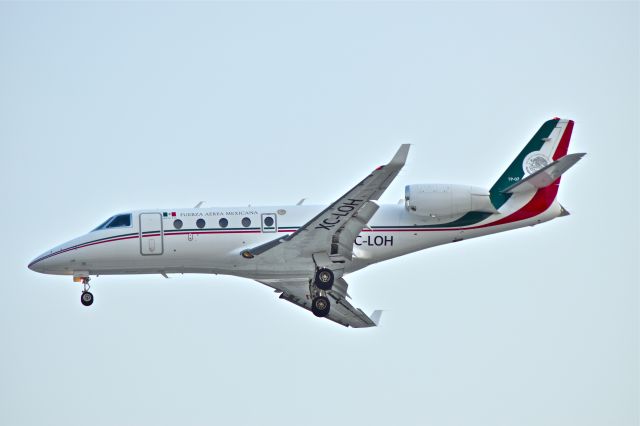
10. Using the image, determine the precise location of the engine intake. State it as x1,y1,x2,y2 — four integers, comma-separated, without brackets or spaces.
405,184,498,219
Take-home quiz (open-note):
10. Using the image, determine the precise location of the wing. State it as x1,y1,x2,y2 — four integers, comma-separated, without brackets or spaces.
244,144,410,262
257,277,382,328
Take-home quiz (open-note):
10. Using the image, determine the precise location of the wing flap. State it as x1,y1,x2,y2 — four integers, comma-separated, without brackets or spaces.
257,277,378,328
331,201,379,259
329,293,377,327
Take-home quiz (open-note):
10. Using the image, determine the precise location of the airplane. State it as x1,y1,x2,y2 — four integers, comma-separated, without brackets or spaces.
28,118,585,328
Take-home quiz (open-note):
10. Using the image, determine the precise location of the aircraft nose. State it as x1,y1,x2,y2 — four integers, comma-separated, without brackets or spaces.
28,247,64,274
29,237,88,275
28,253,49,274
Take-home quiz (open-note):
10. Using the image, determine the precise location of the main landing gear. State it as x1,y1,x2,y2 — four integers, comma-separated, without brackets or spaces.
80,277,94,307
314,267,334,291
310,267,335,318
311,295,330,317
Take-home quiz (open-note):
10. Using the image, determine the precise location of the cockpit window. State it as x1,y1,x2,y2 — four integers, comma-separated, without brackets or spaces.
93,218,113,231
107,214,131,228
92,214,132,231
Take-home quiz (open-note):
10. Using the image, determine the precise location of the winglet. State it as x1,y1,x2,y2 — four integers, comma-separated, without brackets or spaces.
388,144,410,167
370,310,384,326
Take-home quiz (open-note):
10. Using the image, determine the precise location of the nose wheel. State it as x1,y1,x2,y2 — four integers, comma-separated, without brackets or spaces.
81,291,94,306
80,277,94,307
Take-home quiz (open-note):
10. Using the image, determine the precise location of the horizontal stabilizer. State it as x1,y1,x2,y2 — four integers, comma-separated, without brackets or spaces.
501,153,586,194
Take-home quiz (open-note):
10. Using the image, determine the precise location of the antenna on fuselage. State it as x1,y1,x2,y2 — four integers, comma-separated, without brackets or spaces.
296,198,306,205
194,201,204,208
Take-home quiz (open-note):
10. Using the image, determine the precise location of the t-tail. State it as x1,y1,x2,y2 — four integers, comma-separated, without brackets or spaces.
489,118,585,211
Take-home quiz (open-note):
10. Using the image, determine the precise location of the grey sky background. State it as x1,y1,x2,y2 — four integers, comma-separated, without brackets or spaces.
0,2,638,425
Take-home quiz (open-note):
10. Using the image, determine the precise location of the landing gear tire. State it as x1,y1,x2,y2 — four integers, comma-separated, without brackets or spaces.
314,268,334,291
311,296,330,317
81,291,94,307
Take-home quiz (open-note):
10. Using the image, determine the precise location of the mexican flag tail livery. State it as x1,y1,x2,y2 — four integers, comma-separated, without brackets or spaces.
489,118,584,211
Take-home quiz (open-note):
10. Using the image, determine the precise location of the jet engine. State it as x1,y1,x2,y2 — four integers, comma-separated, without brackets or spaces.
404,184,498,219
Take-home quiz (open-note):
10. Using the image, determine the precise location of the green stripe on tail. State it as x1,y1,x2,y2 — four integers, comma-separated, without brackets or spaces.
489,119,559,209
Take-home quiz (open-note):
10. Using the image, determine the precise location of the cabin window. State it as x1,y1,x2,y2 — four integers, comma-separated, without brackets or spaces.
219,218,228,228
264,216,274,227
241,217,251,228
196,218,206,229
173,219,183,230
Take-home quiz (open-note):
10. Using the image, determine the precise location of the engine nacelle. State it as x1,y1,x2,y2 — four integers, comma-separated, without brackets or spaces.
404,184,498,219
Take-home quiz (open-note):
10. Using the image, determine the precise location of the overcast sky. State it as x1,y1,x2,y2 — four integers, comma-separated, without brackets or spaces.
1,2,638,426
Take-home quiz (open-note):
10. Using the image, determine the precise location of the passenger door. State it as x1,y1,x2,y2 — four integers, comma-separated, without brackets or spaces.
139,213,164,255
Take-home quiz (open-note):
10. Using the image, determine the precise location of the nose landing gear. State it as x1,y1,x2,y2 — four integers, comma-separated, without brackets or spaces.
80,277,94,307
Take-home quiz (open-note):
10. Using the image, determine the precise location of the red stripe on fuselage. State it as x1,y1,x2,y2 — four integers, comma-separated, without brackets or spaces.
364,186,557,232
475,185,558,229
31,189,558,269
29,234,140,266
167,230,261,236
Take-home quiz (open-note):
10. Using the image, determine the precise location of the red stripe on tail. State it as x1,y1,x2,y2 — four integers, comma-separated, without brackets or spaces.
479,184,559,229
553,120,574,160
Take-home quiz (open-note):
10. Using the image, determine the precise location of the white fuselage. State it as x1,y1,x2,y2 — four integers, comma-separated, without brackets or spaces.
26,118,580,326
28,196,563,280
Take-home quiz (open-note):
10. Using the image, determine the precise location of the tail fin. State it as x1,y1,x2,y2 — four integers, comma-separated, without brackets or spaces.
490,118,575,209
